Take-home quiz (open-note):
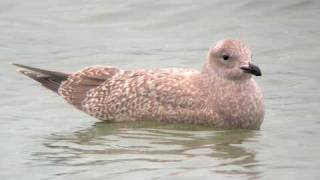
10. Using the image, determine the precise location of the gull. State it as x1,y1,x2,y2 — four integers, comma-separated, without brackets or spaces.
14,39,264,129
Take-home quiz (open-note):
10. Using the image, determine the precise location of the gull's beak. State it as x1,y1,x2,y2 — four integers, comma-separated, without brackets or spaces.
240,63,262,76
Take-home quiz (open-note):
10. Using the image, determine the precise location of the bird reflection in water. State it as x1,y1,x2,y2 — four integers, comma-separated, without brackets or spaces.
34,121,263,179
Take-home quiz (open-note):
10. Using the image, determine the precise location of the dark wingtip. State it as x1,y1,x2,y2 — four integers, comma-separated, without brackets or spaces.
13,63,69,93
12,63,70,78
13,63,31,74
12,63,30,69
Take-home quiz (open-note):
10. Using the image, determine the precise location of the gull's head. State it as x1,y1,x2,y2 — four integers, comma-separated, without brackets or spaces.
205,39,262,81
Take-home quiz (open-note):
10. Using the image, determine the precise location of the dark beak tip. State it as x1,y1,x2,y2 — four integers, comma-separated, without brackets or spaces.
241,63,262,76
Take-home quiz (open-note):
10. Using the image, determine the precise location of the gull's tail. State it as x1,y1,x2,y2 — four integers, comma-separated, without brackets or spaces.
13,63,70,93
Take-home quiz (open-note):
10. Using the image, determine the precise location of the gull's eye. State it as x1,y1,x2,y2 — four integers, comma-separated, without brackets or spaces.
222,54,230,61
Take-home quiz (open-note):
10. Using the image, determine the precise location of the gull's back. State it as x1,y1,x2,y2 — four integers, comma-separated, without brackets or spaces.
77,68,206,123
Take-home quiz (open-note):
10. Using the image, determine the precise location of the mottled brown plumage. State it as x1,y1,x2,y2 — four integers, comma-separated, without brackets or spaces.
14,40,264,129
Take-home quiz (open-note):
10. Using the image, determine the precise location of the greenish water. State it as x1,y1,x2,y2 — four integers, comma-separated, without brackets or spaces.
1,0,320,179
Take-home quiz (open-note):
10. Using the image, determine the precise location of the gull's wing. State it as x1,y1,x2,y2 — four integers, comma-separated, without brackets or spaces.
13,63,69,92
58,66,120,109
81,69,206,121
14,63,121,110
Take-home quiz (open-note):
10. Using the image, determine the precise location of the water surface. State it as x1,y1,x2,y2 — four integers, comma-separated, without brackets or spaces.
0,0,320,179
